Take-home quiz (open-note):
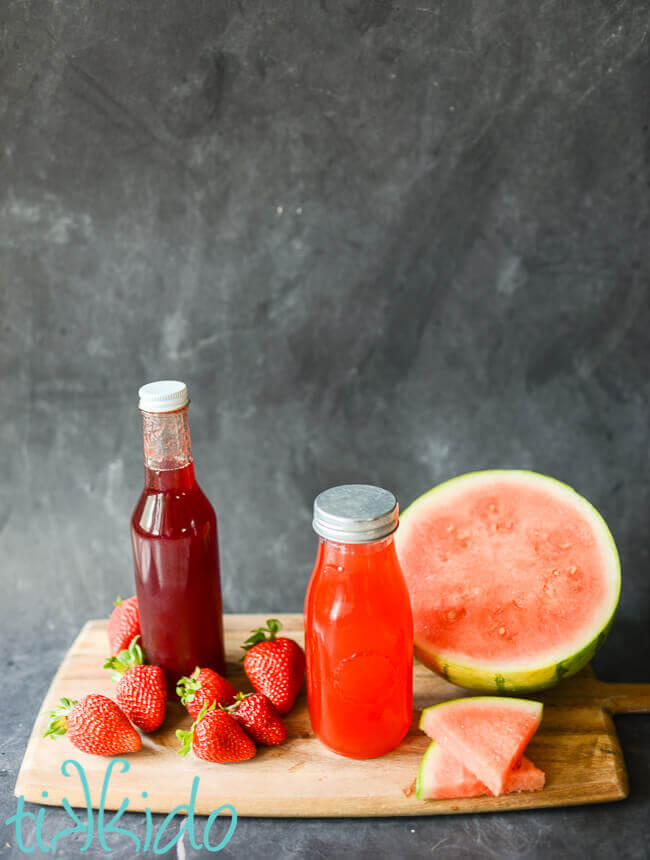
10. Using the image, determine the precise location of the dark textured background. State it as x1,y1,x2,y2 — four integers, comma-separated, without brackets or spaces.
1,1,648,857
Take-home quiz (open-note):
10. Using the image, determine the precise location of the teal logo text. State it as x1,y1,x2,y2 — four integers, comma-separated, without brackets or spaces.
5,758,237,854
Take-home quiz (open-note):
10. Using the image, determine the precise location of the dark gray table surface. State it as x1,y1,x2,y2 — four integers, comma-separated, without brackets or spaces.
1,620,649,859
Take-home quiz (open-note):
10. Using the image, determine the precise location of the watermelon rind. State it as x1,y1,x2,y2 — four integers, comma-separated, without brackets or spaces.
399,470,621,693
415,740,439,799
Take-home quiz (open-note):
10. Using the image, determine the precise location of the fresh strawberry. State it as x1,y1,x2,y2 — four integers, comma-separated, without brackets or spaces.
103,636,166,733
177,703,256,763
242,619,305,715
229,692,287,746
107,596,140,655
176,667,236,719
44,694,141,756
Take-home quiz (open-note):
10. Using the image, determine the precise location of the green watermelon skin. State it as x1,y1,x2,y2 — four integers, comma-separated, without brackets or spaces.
397,470,621,693
426,615,616,693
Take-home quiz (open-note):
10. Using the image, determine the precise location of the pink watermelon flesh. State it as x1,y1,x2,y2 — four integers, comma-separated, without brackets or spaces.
417,741,545,799
396,471,620,688
420,696,543,796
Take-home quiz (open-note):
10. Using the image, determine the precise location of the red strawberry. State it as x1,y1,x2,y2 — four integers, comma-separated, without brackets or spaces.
177,703,256,763
229,692,287,746
44,694,141,756
107,596,140,655
242,619,305,715
176,667,236,719
104,636,166,733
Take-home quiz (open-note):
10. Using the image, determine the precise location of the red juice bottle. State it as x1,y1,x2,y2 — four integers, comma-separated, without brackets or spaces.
131,380,226,695
304,485,413,758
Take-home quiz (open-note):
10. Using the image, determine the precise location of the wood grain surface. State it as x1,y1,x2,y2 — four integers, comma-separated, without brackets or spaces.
14,615,650,817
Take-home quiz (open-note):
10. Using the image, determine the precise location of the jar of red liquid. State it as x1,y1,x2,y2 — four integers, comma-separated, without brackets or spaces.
131,380,226,695
304,485,413,758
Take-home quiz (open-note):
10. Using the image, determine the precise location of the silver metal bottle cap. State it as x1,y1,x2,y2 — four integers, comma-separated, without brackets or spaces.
312,485,399,544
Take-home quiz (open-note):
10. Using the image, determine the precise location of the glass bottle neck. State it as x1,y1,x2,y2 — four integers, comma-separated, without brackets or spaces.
141,408,194,489
316,534,396,564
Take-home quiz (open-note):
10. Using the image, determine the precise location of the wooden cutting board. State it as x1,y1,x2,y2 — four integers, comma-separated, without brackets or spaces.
15,614,650,817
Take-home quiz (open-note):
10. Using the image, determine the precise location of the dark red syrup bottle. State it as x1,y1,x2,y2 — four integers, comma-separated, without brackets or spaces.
131,380,226,695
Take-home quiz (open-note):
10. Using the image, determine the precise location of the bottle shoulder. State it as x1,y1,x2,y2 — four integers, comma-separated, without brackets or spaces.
305,548,411,621
131,483,217,539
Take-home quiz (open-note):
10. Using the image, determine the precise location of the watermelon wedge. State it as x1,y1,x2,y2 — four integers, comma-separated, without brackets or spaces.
416,741,545,800
419,696,543,796
396,470,621,692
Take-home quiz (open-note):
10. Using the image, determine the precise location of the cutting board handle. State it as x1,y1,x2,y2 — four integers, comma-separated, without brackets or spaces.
600,683,650,714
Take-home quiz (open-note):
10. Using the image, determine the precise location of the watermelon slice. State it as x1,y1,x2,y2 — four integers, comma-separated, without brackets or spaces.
419,696,543,796
416,741,545,800
396,470,620,692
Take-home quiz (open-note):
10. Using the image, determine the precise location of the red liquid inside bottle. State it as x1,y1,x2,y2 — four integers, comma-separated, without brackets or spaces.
131,382,226,695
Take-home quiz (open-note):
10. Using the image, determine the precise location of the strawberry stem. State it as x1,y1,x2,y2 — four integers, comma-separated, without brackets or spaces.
175,727,194,757
176,701,215,757
176,666,201,706
44,697,77,739
222,692,250,714
240,618,283,653
103,635,145,681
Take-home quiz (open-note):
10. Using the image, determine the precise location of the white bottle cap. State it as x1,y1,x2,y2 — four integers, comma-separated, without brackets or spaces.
138,380,190,413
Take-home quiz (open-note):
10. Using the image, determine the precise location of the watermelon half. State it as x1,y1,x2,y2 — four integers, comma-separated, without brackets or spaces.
396,470,620,692
419,696,543,796
416,741,545,800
